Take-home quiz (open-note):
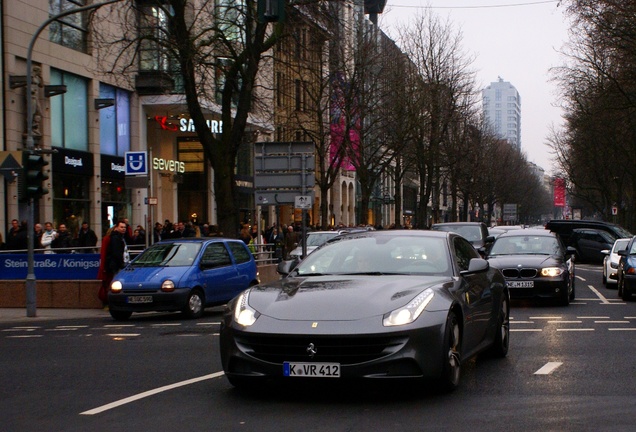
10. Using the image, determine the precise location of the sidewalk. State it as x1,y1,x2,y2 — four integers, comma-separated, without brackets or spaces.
0,307,111,324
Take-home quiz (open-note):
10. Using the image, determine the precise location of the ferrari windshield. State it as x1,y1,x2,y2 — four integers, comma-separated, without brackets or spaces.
131,242,202,267
294,235,452,276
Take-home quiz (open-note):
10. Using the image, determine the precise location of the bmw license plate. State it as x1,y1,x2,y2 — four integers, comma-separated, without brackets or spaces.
283,362,340,378
507,281,534,288
127,296,153,304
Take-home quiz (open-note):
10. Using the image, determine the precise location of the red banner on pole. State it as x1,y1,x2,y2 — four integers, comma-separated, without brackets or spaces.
554,178,566,207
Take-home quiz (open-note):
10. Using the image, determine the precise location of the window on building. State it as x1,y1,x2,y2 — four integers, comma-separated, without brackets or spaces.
49,0,88,53
215,57,240,107
216,0,245,42
99,84,131,156
138,1,173,72
50,69,88,151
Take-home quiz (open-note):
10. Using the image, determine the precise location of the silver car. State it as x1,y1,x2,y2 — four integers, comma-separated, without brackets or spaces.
602,238,630,286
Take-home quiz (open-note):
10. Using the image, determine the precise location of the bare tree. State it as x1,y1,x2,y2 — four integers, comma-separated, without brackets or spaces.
395,9,476,228
91,0,285,237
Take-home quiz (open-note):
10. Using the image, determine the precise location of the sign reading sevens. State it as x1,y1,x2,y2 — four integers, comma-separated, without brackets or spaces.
125,151,148,175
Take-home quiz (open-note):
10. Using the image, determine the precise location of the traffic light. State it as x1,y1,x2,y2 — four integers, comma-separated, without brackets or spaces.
20,151,49,202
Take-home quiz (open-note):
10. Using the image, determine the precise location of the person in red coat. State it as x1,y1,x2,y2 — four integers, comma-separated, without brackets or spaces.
96,228,113,306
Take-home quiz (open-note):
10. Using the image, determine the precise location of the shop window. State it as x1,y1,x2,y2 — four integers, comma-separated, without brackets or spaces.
53,174,91,237
99,84,131,156
49,0,88,53
50,69,88,151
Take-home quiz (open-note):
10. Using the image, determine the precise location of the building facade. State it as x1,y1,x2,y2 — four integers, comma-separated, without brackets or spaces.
482,77,522,150
2,0,404,248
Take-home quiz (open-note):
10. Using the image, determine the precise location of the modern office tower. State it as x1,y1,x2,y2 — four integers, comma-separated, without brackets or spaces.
482,77,521,150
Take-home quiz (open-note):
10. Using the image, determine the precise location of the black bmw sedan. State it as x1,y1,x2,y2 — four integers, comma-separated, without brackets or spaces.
220,230,509,392
486,229,576,306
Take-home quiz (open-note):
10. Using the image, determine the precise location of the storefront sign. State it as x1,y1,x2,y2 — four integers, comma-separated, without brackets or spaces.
179,118,223,133
153,157,185,173
0,254,100,280
101,154,125,179
52,147,94,176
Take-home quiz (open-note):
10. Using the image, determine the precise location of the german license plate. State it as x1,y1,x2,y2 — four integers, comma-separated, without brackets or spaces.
127,296,153,304
283,362,340,378
507,281,534,288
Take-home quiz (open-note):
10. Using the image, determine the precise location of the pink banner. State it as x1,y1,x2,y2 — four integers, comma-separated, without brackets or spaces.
554,177,566,207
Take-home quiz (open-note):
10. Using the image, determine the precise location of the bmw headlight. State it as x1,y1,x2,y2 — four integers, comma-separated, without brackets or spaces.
383,288,434,327
234,290,259,327
110,280,122,293
541,267,564,277
161,280,175,292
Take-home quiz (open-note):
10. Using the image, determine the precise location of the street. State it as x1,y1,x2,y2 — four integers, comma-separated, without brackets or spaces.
2,264,636,431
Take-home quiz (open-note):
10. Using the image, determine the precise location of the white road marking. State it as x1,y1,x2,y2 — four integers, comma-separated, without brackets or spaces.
556,328,594,331
6,335,43,338
510,321,535,324
609,328,636,331
587,285,611,304
595,321,630,324
80,372,224,415
577,316,609,319
535,362,563,375
575,275,586,281
150,323,182,327
2,328,37,332
106,333,141,337
548,320,582,324
529,316,562,320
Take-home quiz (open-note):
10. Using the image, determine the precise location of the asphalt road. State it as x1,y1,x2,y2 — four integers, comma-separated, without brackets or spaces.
2,263,636,431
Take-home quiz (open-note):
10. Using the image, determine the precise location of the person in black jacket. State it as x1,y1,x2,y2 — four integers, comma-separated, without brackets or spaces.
106,220,128,274
77,222,98,253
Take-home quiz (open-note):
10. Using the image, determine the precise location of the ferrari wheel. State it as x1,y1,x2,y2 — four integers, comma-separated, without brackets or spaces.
489,296,510,358
438,311,461,392
183,289,204,319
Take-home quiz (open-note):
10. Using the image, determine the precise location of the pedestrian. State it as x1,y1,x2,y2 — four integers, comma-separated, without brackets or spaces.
40,222,56,254
239,224,251,244
97,221,129,307
97,227,113,306
51,223,73,253
283,225,298,259
34,223,44,253
77,221,98,253
5,219,27,252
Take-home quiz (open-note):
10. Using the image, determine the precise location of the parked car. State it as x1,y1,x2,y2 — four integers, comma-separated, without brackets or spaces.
431,222,495,254
617,236,636,301
545,219,631,249
602,238,630,286
220,229,509,392
108,238,259,320
568,228,617,263
486,229,576,306
288,227,373,261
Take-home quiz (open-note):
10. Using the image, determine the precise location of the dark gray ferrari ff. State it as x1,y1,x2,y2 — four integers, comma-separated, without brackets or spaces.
220,230,509,391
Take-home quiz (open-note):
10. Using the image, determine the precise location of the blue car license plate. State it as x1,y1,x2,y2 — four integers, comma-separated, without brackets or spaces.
127,296,153,304
283,362,340,378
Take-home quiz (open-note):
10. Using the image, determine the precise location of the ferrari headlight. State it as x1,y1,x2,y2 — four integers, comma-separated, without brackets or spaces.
383,288,434,327
161,280,175,292
234,290,259,327
541,267,564,277
110,280,122,293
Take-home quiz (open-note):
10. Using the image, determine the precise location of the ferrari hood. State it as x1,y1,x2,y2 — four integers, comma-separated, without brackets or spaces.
246,275,448,321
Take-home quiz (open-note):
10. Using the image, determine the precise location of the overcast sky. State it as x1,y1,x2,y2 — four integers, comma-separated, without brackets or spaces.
378,0,570,174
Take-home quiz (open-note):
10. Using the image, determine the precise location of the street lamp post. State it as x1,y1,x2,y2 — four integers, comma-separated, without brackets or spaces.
23,0,122,317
